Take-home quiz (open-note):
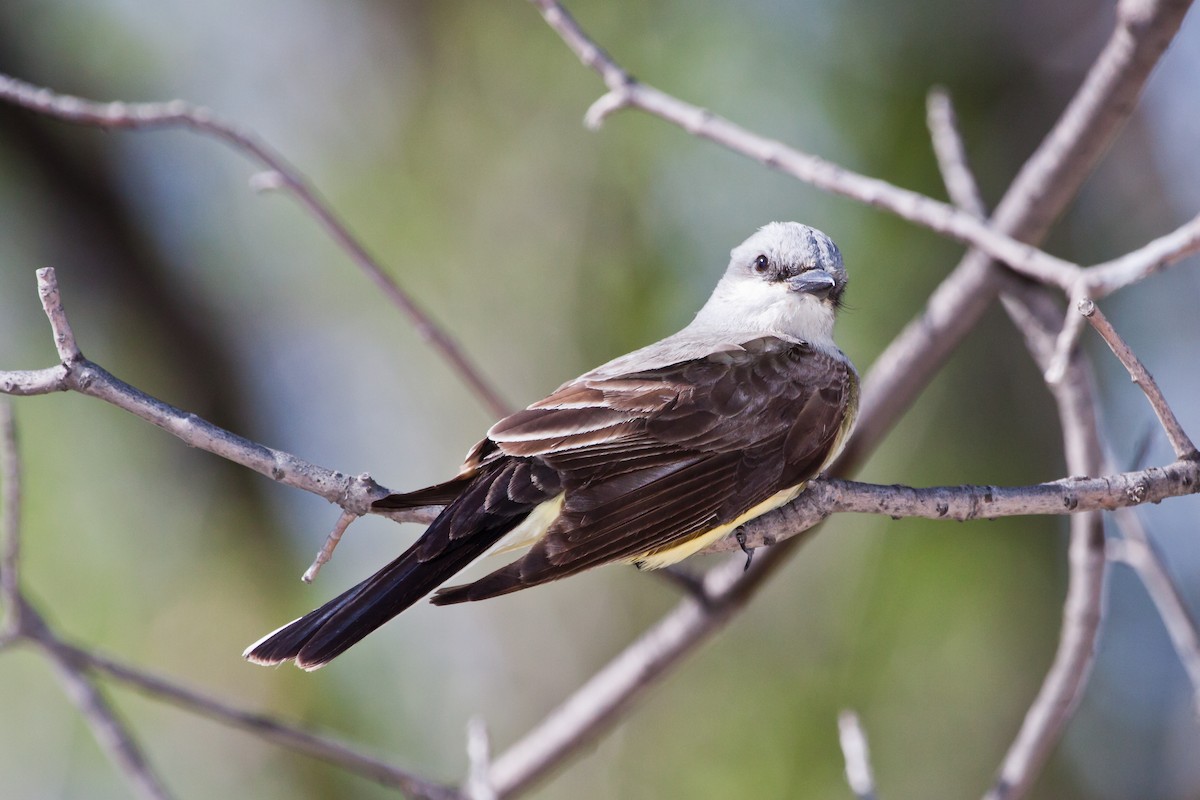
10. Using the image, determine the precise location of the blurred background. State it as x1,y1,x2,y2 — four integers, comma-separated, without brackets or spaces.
1,0,1198,797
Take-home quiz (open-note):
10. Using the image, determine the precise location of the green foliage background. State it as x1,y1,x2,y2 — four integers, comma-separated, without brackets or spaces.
1,1,1199,798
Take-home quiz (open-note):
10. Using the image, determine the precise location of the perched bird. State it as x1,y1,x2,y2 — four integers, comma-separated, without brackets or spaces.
245,222,858,670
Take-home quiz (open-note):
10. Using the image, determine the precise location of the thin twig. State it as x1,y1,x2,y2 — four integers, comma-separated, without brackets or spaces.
0,403,19,642
1087,213,1200,297
36,268,82,362
1,269,438,523
926,88,988,219
486,539,809,797
303,508,360,583
57,639,460,799
20,600,173,800
465,717,497,800
1108,512,1200,716
1081,300,1198,459
1043,285,1091,385
1127,422,1160,473
838,710,878,800
986,516,1105,800
984,280,1108,800
1102,429,1200,712
0,73,509,418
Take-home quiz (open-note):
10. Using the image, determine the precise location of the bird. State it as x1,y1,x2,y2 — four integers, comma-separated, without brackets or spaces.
245,221,858,670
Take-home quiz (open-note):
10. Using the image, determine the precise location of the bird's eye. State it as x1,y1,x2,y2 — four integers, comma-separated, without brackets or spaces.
753,254,770,274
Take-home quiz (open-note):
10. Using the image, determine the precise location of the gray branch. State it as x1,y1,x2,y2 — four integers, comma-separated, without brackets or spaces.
838,711,879,800
923,84,1114,800
720,461,1199,552
0,403,20,641
1082,302,1198,459
0,268,442,525
1108,512,1200,715
3,416,173,800
67,641,459,800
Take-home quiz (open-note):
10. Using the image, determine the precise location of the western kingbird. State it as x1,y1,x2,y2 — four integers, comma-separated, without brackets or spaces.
246,222,858,670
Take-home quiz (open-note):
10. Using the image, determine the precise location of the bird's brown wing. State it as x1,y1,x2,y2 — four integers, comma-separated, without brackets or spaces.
432,335,856,603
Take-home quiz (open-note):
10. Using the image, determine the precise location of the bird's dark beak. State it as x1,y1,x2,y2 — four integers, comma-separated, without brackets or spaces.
787,269,836,298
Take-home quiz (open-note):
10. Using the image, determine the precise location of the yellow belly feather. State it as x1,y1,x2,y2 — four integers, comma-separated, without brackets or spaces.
628,483,807,569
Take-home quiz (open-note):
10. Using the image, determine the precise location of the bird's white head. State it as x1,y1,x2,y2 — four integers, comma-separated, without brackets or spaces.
689,222,848,349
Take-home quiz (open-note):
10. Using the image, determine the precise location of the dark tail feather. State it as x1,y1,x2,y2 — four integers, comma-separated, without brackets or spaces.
247,461,553,669
430,560,530,606
244,529,505,670
431,539,571,606
372,476,472,510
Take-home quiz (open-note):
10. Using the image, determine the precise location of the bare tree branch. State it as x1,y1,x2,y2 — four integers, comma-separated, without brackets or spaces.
1108,511,1200,716
893,81,1117,800
64,641,460,800
721,460,1198,550
1081,300,1198,459
925,89,1198,416
4,424,173,800
993,0,1193,240
0,365,70,397
464,717,497,800
0,72,510,419
1047,217,1200,384
303,508,362,583
15,599,175,800
0,403,21,648
926,102,1111,800
1008,347,1106,800
486,543,808,797
838,710,878,800
0,269,433,524
987,518,1105,800
1097,313,1200,715
984,271,1108,800
1088,213,1200,296
926,88,988,219
0,399,455,798
1044,289,1092,386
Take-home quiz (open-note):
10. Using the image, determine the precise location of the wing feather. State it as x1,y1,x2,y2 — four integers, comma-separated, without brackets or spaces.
432,336,857,603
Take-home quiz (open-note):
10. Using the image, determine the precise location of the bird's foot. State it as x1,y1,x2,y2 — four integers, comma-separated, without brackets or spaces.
735,529,755,572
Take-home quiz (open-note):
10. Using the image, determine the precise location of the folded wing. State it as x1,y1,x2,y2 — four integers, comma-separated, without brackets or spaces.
434,336,856,603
